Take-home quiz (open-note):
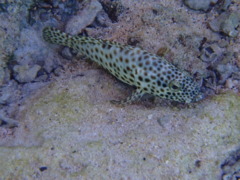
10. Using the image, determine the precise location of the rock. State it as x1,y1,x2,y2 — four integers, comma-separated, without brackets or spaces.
14,28,59,73
225,78,234,89
0,3,30,86
236,53,240,68
0,80,20,105
29,0,79,25
216,63,239,84
209,12,240,37
0,114,18,128
157,115,171,128
200,44,222,63
183,0,218,11
33,74,48,82
53,67,64,76
200,46,217,62
0,67,9,86
13,64,41,83
39,12,50,22
225,78,239,89
60,47,74,60
219,0,232,11
91,10,112,28
99,0,125,23
13,28,42,66
221,148,240,180
0,68,4,85
65,0,102,35
1,77,240,179
21,81,48,97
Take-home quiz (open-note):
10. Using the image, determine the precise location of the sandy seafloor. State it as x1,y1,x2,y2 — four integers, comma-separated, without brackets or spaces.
0,0,240,179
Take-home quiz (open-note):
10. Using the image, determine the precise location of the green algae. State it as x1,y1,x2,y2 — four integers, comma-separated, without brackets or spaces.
213,92,240,105
0,147,40,178
202,92,240,120
86,140,103,149
214,92,240,128
202,92,240,146
29,82,93,126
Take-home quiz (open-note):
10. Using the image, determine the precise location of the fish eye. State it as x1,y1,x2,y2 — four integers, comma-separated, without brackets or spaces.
169,81,181,91
172,84,179,90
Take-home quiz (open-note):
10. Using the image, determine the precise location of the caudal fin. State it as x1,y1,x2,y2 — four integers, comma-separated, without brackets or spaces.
42,27,73,47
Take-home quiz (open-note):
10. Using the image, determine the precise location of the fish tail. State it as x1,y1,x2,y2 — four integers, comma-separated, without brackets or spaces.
42,27,74,48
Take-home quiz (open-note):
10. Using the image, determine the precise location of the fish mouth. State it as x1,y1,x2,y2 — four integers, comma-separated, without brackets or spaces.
191,92,204,103
184,92,204,103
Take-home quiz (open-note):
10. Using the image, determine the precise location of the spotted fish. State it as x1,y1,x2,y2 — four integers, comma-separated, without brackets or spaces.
42,27,203,104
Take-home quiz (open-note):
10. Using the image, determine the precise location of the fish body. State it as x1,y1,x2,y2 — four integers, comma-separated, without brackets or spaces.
43,27,203,104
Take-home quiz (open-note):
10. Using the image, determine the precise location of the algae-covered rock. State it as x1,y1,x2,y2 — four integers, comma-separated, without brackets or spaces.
0,77,240,179
183,0,218,11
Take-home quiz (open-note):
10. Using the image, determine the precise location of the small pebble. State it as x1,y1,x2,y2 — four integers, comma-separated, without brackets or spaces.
225,78,234,89
225,79,239,89
39,167,48,172
156,47,169,57
60,47,74,60
53,67,64,76
147,114,153,120
195,160,201,168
